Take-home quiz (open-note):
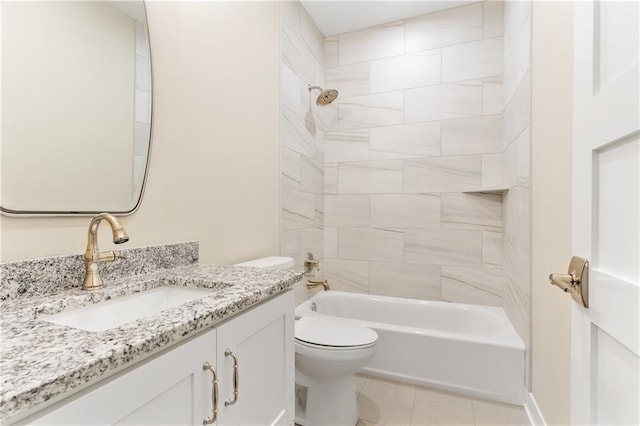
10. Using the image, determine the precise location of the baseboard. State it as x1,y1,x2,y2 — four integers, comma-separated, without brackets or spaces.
523,392,546,426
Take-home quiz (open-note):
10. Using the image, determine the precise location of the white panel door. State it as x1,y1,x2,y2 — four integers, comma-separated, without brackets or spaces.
572,1,639,425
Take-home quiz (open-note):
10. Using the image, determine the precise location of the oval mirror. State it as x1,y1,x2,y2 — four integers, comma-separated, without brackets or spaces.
1,1,152,215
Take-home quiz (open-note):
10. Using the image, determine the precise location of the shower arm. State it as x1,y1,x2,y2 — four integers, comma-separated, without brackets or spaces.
308,85,323,92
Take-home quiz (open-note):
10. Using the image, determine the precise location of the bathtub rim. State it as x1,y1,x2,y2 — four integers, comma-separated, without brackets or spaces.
296,290,525,351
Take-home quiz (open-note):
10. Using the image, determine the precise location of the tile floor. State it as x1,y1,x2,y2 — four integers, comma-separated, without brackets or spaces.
354,374,530,426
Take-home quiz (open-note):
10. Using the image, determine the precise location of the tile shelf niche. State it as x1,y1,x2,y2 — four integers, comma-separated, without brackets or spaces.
462,186,510,194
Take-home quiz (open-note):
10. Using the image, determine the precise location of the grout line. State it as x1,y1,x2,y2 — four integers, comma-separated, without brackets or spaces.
337,34,341,67
482,0,486,39
408,381,418,426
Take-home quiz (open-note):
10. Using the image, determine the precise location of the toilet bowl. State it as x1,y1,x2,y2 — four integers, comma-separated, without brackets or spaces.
235,256,378,426
295,316,377,426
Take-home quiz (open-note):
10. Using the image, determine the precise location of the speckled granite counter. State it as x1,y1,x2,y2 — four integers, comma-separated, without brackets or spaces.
0,243,304,421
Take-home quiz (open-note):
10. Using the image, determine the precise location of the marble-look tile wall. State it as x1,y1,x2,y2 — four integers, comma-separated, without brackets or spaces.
281,0,326,303
321,2,505,306
501,1,532,351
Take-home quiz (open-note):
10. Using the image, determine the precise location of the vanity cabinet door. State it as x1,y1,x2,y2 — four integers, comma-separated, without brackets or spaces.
22,328,217,426
216,290,294,426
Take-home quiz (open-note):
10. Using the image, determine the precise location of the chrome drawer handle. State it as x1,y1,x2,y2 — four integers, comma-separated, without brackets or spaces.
224,349,239,406
202,362,218,424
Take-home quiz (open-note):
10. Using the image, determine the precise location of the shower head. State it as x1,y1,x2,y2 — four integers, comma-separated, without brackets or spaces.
308,85,339,106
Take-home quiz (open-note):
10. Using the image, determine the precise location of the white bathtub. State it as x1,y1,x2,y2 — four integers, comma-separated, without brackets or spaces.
295,291,525,405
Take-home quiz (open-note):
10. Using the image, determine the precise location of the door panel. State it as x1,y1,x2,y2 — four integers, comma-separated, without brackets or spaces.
594,135,639,282
593,327,639,425
572,1,639,425
595,1,639,91
115,376,195,425
220,316,287,425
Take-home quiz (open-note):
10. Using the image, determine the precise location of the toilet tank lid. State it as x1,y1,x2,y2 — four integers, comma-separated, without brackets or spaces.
234,256,294,269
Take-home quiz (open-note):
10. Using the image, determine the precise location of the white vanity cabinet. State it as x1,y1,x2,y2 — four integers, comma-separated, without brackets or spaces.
20,290,294,426
216,290,294,426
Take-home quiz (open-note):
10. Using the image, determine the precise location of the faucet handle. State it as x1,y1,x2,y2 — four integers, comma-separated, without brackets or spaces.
98,251,128,262
304,252,320,274
98,251,116,262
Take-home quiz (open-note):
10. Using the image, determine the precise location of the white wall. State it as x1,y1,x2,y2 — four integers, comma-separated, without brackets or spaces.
0,2,282,265
530,2,573,424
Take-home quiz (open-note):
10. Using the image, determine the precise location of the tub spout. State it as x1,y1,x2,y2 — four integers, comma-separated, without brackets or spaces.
306,279,330,291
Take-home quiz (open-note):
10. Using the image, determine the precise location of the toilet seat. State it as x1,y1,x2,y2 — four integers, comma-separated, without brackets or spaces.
295,316,377,349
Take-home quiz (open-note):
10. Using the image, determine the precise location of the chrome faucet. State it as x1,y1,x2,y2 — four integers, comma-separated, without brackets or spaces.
82,213,129,291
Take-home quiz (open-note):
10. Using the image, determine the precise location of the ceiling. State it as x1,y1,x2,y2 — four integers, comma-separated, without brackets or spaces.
300,0,475,37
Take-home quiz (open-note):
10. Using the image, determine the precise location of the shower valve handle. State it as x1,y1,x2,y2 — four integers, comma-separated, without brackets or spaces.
304,252,320,274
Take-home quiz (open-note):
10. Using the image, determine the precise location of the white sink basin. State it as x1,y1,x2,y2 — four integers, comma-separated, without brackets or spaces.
41,286,217,332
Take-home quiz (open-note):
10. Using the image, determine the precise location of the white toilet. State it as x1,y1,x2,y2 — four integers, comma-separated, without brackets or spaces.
235,257,378,426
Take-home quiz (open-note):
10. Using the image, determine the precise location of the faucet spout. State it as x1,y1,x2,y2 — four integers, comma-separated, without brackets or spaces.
83,213,129,291
306,279,330,291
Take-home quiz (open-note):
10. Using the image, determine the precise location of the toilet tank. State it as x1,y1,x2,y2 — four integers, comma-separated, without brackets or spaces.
234,256,294,269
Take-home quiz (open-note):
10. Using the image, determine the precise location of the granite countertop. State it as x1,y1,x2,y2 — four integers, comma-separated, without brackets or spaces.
0,262,304,421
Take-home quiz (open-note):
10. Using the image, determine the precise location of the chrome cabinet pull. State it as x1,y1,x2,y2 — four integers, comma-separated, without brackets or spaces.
202,362,218,424
224,349,239,406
